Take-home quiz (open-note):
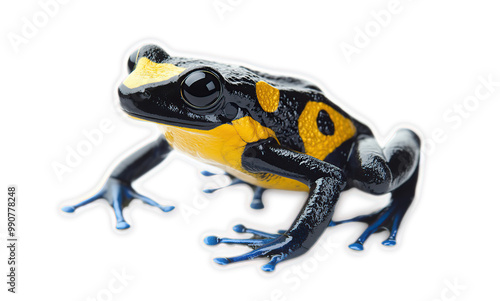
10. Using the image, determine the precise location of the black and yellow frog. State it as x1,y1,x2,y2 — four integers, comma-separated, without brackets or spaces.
62,44,420,272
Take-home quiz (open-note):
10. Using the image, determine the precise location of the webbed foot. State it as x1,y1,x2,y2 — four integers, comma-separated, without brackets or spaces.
329,197,411,250
201,171,266,209
62,178,174,229
204,224,303,272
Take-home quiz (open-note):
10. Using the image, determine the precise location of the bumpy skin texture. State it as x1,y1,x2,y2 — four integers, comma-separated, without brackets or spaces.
63,44,421,271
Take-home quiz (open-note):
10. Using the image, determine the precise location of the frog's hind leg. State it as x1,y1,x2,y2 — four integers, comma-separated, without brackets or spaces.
330,129,420,251
201,171,267,209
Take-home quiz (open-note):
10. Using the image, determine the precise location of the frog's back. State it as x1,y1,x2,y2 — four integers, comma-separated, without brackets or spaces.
247,75,361,169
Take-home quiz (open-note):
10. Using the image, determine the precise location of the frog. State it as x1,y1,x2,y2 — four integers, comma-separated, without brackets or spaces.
62,44,420,272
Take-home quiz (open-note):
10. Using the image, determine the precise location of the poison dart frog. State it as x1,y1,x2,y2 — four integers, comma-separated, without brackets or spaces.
62,44,420,272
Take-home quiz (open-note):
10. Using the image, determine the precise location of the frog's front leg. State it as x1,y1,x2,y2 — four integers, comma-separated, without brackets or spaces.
201,171,267,209
204,138,346,271
61,136,174,229
330,129,420,250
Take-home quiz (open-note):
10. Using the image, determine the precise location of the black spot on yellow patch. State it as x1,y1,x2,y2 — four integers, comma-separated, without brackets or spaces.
316,110,335,136
298,101,356,160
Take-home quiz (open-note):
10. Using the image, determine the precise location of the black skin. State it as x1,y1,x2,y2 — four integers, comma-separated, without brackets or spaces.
63,44,421,271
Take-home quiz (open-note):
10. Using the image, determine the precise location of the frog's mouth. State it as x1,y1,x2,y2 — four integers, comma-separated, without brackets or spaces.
122,109,200,128
118,84,223,130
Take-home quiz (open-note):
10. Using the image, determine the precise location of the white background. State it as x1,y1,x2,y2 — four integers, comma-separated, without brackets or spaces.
1,0,499,300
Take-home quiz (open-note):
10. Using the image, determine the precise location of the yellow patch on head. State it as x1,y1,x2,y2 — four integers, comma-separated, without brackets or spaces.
123,57,186,89
298,101,356,160
256,81,280,113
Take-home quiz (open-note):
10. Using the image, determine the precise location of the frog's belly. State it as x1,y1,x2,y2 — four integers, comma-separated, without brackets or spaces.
160,117,308,191
221,165,307,191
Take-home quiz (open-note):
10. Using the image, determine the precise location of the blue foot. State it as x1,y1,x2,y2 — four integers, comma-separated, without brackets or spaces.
206,225,296,272
62,178,174,229
201,171,266,210
330,199,409,250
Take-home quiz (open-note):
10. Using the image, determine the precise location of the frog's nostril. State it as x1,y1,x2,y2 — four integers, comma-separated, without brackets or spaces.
127,49,140,73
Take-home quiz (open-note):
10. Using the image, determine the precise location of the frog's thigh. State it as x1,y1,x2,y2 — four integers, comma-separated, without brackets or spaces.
347,129,420,195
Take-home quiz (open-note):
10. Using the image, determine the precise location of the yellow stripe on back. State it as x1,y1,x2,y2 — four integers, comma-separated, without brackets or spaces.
123,57,186,89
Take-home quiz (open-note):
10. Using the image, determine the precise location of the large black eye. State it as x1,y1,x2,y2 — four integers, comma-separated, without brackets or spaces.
181,70,222,108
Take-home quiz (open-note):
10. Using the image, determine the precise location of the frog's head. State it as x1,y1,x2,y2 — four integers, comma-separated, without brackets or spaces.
118,44,258,130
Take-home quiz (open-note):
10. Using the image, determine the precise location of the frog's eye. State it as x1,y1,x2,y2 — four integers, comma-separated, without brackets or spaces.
181,70,222,108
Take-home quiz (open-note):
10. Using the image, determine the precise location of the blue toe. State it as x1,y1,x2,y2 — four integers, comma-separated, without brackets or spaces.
203,188,217,194
161,205,175,212
261,264,276,272
250,202,264,210
116,221,130,230
382,239,396,246
349,242,364,251
62,206,75,213
201,171,217,176
214,257,230,265
204,236,220,245
232,224,246,233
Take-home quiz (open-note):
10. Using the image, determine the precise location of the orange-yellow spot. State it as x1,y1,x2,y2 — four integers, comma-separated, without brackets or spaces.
298,102,356,160
123,57,185,89
256,81,280,113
